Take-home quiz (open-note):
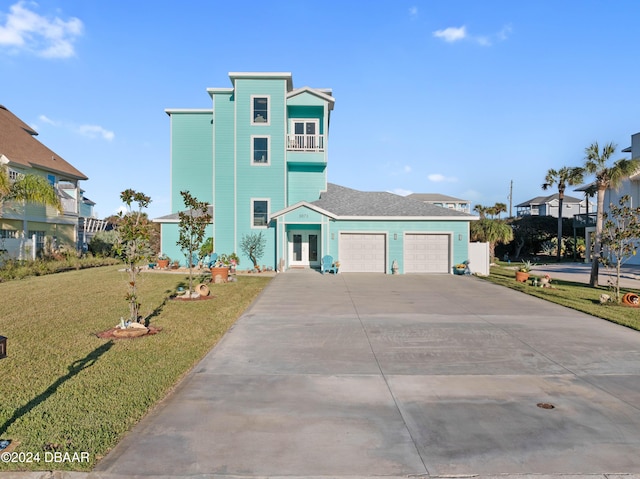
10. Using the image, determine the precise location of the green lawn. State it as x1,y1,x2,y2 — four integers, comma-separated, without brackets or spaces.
0,265,271,471
481,265,640,331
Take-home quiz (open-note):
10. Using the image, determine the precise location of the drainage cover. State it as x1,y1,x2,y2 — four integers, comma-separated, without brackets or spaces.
537,402,555,409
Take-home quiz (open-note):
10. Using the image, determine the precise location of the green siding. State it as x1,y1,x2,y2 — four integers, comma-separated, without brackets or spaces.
287,164,325,204
170,112,213,211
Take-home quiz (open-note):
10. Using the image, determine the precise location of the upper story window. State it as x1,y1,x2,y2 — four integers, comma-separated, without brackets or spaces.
252,96,269,124
252,136,269,164
47,174,56,186
252,199,269,228
8,169,21,181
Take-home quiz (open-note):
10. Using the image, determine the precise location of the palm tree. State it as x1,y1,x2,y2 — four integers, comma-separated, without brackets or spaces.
470,218,514,260
493,202,507,219
542,166,584,262
0,165,61,215
473,204,488,219
583,141,640,286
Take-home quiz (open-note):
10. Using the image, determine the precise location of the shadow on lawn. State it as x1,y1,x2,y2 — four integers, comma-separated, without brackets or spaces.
0,341,114,437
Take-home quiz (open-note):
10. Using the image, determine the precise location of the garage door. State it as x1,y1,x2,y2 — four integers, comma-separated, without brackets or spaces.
404,234,450,273
339,233,386,273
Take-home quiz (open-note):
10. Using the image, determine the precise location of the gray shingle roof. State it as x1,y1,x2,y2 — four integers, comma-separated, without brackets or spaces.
311,184,473,217
153,205,214,222
516,193,582,208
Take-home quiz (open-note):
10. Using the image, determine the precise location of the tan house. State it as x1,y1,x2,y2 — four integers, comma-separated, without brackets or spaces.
0,105,88,254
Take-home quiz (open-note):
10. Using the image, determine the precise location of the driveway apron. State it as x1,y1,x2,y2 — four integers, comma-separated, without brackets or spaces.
95,272,640,477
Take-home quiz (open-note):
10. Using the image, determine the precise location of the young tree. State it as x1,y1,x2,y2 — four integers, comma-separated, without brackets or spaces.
583,142,640,286
240,232,266,271
113,189,152,323
600,195,640,303
542,166,585,262
0,164,62,215
176,191,212,295
470,218,514,261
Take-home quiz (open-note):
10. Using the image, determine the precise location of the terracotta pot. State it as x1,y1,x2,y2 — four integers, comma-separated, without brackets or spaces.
157,259,169,269
622,292,639,307
515,271,529,282
210,266,229,282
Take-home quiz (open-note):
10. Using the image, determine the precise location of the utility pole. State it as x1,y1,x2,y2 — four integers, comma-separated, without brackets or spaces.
508,180,513,218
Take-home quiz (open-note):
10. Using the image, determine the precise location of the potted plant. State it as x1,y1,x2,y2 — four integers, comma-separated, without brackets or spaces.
157,253,170,269
210,254,230,282
515,260,532,282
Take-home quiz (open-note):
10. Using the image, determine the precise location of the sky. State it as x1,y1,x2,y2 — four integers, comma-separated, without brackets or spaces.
2,0,639,220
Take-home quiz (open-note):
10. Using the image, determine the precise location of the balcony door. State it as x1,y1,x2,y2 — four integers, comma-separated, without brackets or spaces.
289,229,319,268
291,119,319,150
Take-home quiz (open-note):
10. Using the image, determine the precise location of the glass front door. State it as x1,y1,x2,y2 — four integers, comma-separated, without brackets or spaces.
289,230,320,267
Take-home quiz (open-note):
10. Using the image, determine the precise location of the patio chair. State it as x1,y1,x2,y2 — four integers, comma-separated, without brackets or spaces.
321,255,338,274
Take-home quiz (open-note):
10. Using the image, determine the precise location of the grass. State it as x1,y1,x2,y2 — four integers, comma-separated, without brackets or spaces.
0,265,271,471
0,255,121,282
480,264,640,331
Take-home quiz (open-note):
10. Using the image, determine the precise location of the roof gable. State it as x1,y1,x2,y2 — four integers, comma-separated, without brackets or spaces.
0,105,87,180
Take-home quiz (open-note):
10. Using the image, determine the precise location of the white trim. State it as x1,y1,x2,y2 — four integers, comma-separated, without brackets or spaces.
251,198,270,229
251,135,271,166
251,95,270,126
270,201,338,220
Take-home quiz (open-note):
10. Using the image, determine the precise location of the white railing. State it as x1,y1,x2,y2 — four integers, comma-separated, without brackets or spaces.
287,134,325,151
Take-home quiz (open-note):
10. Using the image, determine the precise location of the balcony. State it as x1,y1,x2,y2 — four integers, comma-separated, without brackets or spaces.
573,213,597,228
287,134,325,151
286,134,326,166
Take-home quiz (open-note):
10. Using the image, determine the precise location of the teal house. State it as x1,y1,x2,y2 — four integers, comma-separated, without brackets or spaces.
156,72,476,273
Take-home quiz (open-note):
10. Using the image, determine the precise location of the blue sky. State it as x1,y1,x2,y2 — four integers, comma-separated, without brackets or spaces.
2,1,639,219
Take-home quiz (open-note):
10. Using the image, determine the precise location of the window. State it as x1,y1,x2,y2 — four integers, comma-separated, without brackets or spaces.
47,174,56,186
0,229,19,239
252,96,269,124
8,169,22,181
252,137,269,164
252,199,269,227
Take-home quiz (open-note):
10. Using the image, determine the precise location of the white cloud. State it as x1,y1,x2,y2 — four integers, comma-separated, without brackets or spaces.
428,173,458,183
38,114,57,125
0,1,83,58
392,188,413,196
403,165,412,173
433,26,467,43
433,24,512,46
77,124,115,141
409,6,418,18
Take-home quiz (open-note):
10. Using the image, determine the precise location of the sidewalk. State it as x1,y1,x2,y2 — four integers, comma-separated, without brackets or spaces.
528,262,640,290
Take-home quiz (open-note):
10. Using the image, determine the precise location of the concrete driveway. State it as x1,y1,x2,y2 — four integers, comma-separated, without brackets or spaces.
94,272,640,478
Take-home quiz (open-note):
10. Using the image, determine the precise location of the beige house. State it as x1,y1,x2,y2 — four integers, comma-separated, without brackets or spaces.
0,105,88,254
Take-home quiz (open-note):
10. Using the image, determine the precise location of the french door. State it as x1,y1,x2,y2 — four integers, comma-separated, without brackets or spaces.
289,229,320,267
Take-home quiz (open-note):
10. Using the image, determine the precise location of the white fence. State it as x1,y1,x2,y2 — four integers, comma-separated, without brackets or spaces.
468,242,490,276
0,235,37,261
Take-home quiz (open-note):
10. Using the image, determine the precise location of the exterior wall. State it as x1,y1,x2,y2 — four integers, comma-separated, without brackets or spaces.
287,165,325,205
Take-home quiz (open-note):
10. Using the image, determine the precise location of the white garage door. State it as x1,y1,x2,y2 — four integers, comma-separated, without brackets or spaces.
339,233,386,273
404,234,450,273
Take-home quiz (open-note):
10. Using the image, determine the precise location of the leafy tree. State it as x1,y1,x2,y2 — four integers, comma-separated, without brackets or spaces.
600,195,640,303
583,142,640,286
470,218,513,261
176,191,212,294
113,189,152,323
88,230,119,257
240,232,266,271
0,164,61,215
506,215,572,259
542,166,585,262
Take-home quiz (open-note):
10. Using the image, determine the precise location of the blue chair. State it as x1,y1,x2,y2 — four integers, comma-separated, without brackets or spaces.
206,253,218,268
321,255,338,274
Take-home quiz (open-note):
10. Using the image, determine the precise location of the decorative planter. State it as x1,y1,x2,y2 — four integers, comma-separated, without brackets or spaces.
157,259,170,269
515,271,530,282
196,283,210,297
210,266,229,283
453,267,466,276
622,292,639,307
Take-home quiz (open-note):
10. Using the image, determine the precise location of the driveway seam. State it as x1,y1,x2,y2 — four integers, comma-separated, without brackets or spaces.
340,274,431,476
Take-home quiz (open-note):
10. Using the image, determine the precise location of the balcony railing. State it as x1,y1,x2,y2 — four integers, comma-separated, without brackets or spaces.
573,213,597,228
287,134,325,151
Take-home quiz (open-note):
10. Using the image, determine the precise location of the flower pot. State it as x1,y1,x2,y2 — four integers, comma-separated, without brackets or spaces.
210,266,229,283
515,271,529,282
622,292,639,307
453,267,466,276
157,259,169,269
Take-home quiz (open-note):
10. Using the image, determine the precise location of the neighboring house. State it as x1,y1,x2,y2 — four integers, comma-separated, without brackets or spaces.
407,193,471,214
155,72,476,274
515,193,591,218
0,105,88,255
601,131,640,265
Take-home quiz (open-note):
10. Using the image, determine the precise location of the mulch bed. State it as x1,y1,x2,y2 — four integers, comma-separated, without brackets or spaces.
96,325,163,339
170,294,216,301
